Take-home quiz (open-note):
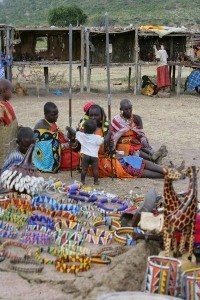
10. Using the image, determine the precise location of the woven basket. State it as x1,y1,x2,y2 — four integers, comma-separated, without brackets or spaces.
0,119,18,168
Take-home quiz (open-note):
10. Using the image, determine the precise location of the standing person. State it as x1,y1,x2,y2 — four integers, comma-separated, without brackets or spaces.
67,119,111,185
2,127,34,172
111,99,167,163
33,102,79,173
153,44,171,91
0,79,18,168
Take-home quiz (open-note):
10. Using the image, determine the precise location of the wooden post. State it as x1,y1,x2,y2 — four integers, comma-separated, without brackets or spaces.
86,29,90,92
80,26,85,93
176,65,182,96
172,65,176,92
6,27,11,81
138,64,141,94
44,66,49,92
128,67,131,90
134,27,139,95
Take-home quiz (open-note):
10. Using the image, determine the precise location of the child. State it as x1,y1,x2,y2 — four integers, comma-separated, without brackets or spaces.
68,120,111,185
0,79,18,168
2,127,35,172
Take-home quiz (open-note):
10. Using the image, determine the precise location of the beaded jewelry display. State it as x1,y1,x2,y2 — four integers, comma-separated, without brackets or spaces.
69,190,98,203
20,231,56,246
55,254,91,273
114,227,144,246
91,254,112,265
9,257,44,273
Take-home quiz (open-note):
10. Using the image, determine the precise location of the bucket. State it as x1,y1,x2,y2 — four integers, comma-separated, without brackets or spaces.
144,256,182,296
96,291,180,300
181,268,200,300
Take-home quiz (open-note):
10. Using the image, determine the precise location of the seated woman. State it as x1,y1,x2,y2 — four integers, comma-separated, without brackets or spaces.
68,104,168,179
33,102,80,173
141,75,158,96
2,127,34,172
111,99,167,164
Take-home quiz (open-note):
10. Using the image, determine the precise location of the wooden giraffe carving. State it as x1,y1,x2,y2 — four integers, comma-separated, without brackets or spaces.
163,167,184,251
164,166,199,259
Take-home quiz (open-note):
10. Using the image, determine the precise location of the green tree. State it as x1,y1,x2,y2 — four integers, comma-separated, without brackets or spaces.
48,5,88,27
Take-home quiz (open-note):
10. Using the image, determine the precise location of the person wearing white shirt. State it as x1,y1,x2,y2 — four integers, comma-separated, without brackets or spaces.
69,119,111,185
153,44,170,91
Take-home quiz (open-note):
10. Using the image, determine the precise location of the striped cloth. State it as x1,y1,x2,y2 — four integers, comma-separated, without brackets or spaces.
2,147,23,172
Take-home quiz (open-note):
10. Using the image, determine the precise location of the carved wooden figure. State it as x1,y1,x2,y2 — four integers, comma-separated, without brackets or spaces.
164,166,199,259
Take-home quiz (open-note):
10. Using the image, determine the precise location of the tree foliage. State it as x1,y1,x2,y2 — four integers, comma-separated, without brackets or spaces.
48,5,88,27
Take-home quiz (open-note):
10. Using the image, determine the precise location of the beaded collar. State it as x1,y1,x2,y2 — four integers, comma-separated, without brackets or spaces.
98,198,128,212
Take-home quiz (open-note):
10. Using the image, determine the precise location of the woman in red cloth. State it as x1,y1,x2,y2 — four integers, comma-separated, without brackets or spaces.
153,44,171,91
0,79,18,168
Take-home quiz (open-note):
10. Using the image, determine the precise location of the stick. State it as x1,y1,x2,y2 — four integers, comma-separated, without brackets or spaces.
69,24,73,177
105,12,114,181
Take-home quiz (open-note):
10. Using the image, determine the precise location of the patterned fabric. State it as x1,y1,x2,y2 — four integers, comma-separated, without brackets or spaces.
0,66,5,79
33,129,60,173
0,101,16,125
187,69,200,91
1,147,23,172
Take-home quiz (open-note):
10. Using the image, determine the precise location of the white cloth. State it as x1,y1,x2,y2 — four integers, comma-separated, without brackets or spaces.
157,49,168,66
76,131,104,158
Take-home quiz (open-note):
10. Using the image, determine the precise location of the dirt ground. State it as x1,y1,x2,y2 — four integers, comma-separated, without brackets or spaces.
1,65,200,300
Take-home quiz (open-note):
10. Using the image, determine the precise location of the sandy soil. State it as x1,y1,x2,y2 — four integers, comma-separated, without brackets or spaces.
1,66,200,300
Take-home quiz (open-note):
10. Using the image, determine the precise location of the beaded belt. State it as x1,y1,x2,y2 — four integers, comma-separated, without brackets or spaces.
9,257,44,273
97,245,128,257
98,198,128,212
114,227,144,246
55,254,91,273
93,218,121,233
1,239,32,259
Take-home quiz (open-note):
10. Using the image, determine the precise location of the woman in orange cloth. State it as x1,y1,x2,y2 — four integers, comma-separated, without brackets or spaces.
111,99,167,164
0,79,18,168
68,104,167,179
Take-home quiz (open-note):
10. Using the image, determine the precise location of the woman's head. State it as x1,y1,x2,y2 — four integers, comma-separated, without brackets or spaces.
0,79,13,101
88,104,105,126
17,127,35,154
44,102,58,123
120,99,132,119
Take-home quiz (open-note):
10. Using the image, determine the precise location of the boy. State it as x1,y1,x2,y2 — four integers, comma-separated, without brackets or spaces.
67,120,111,185
2,127,35,172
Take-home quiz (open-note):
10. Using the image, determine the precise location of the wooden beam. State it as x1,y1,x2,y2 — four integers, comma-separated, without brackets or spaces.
128,67,131,90
44,66,49,92
86,30,90,92
80,26,85,93
134,26,139,95
176,65,182,96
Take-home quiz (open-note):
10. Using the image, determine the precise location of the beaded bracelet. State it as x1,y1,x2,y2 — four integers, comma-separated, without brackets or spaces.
93,218,121,233
83,231,113,245
55,230,84,246
9,257,44,273
34,246,60,265
52,211,78,222
61,244,91,256
114,227,144,246
26,224,53,233
0,221,19,239
97,246,128,257
98,198,128,212
55,254,91,273
69,191,98,203
1,239,32,259
91,254,112,265
20,231,55,246
55,220,85,233
28,215,55,230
